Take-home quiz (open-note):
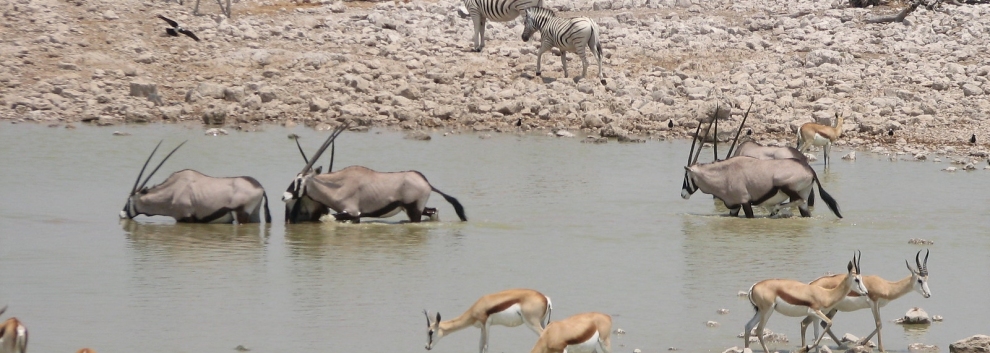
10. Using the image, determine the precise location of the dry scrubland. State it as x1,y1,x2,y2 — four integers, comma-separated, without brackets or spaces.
1,0,989,162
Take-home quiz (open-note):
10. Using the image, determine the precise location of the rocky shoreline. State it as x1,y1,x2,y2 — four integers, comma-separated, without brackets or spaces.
1,0,988,165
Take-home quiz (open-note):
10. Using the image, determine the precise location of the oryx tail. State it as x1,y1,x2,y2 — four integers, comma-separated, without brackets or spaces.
812,171,841,218
430,186,467,221
262,191,272,223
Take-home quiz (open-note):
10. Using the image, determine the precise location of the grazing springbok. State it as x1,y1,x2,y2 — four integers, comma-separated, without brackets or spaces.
283,125,467,223
529,312,611,353
424,288,552,353
120,141,271,224
0,306,28,353
800,250,931,352
745,253,868,353
682,109,842,218
797,112,845,167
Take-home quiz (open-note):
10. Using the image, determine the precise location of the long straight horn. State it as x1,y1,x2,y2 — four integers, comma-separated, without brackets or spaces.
294,136,310,164
712,109,718,161
137,141,187,191
691,104,718,166
300,122,349,174
328,140,335,172
686,120,703,166
132,140,163,195
726,100,754,159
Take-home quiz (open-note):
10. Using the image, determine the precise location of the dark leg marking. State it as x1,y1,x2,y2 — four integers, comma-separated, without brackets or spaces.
743,204,755,218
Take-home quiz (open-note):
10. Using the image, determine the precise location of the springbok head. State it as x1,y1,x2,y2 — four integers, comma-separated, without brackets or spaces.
423,310,444,350
906,249,931,298
848,250,868,296
120,141,186,219
681,105,719,199
282,123,349,204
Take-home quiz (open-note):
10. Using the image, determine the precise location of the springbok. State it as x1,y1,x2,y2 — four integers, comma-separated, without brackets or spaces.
529,312,612,353
800,250,931,352
797,112,845,167
283,125,467,223
120,141,271,224
424,288,552,353
681,110,842,218
745,252,868,353
0,306,28,353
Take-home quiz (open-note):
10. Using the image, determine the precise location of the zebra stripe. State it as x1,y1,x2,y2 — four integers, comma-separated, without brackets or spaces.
459,0,544,52
522,7,606,85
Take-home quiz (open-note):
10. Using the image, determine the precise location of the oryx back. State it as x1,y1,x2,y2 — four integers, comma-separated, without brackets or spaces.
133,170,270,223
733,140,808,162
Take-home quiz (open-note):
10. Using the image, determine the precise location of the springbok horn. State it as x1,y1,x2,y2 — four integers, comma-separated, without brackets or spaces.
0,305,7,317
294,136,310,164
726,100,754,159
131,140,163,195
924,249,929,269
686,119,703,166
299,122,349,175
855,250,862,272
917,249,929,275
137,141,187,192
691,104,718,166
423,310,431,325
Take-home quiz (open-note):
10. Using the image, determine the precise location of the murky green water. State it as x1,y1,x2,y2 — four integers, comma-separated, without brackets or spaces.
0,124,986,353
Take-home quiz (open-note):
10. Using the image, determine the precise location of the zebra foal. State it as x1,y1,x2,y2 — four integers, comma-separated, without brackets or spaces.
458,0,544,52
522,7,605,84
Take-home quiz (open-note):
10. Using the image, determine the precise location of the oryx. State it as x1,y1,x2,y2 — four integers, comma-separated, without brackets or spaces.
681,109,842,219
120,141,272,224
723,104,807,163
283,125,467,224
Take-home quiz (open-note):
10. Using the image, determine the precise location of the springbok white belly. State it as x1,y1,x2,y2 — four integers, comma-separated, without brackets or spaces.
812,134,831,146
564,331,601,353
774,297,815,317
487,304,525,327
832,295,872,312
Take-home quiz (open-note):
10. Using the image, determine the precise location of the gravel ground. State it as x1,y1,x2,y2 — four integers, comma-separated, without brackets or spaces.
1,0,988,164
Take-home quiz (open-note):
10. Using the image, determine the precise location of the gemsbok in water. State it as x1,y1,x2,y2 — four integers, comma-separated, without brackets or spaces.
0,306,28,353
120,141,271,223
724,104,807,163
424,288,552,353
745,252,868,353
681,107,842,218
282,125,467,223
797,112,845,167
800,250,931,352
528,312,611,353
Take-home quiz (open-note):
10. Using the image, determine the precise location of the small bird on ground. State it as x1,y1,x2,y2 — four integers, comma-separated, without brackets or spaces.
515,118,522,127
887,129,894,136
157,14,200,41
970,134,977,144
746,129,753,136
667,120,674,129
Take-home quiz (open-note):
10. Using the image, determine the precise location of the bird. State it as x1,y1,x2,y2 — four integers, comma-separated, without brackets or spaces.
970,134,977,144
887,129,894,136
157,14,200,41
668,120,674,129
746,129,753,136
515,118,522,127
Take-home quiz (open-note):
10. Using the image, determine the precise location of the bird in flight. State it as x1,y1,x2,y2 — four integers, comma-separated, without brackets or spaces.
157,15,200,41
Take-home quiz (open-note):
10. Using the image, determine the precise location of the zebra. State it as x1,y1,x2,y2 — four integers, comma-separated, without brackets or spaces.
521,7,606,85
457,0,544,52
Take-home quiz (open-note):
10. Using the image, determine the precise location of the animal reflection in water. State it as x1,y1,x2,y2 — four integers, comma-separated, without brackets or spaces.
120,141,272,224
0,305,28,353
283,124,467,224
682,106,841,218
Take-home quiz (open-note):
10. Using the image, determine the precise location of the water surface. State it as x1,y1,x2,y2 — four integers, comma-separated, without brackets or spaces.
0,124,986,353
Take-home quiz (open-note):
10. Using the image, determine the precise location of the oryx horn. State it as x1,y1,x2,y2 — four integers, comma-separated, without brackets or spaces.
137,141,188,192
690,103,719,166
299,122,349,175
725,99,754,159
686,118,703,166
293,135,310,164
712,108,718,161
131,140,163,195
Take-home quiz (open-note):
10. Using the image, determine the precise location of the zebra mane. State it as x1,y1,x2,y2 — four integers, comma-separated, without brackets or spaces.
527,6,557,18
